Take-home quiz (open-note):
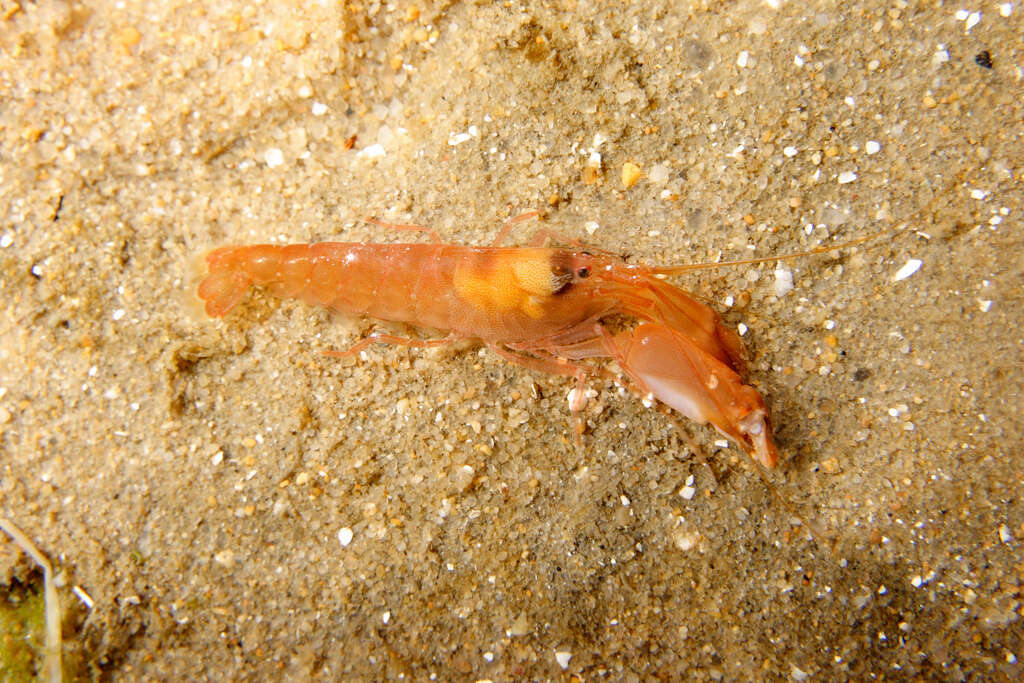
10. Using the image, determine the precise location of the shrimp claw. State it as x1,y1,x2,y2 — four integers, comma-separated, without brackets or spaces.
566,322,778,468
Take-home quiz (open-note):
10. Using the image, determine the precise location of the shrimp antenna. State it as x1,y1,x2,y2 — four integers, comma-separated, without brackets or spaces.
651,171,975,277
751,460,838,555
649,226,896,276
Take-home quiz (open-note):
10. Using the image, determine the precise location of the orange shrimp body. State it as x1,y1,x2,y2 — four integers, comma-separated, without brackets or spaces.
198,239,779,468
199,243,614,343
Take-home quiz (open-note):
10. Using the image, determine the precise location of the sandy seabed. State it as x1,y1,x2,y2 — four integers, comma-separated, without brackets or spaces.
2,0,1022,678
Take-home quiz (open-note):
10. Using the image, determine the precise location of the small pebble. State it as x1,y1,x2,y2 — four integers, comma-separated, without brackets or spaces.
998,524,1012,544
338,527,353,546
264,148,284,167
783,146,798,157
865,140,881,155
357,143,386,159
621,162,642,188
648,163,670,184
555,651,572,670
773,267,794,297
838,170,858,184
213,549,235,568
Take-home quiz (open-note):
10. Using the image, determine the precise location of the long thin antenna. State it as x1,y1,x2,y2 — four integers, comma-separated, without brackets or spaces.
750,462,837,555
651,171,973,277
650,226,897,276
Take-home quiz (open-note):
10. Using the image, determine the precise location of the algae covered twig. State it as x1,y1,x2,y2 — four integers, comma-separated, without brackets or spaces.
1,517,62,683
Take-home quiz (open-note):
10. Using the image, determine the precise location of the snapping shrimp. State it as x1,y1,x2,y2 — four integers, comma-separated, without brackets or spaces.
197,228,782,468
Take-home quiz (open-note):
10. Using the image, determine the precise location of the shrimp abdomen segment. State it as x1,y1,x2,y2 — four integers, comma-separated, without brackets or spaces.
199,243,447,322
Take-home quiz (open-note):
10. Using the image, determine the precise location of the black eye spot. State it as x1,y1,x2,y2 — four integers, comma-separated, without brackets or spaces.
577,266,590,279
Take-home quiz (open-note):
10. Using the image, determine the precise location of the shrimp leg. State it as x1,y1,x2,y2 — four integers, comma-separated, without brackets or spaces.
487,343,596,434
486,343,587,379
363,217,443,243
490,211,542,246
321,331,464,358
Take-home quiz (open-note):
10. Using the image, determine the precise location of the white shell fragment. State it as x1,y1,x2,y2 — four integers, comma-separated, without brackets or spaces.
264,148,284,167
773,267,794,297
893,259,923,281
555,651,573,670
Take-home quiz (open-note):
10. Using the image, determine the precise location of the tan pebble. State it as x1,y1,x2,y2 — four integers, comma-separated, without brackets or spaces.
404,6,420,22
621,162,642,188
820,457,840,474
824,334,838,348
213,550,234,567
789,197,802,209
742,214,755,226
582,165,602,185
922,94,937,109
116,26,141,51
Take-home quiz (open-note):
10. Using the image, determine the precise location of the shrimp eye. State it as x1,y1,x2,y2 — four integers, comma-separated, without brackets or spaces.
576,266,590,279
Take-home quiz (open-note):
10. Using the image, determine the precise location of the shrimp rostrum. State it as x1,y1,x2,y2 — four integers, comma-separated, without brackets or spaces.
198,232,779,468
